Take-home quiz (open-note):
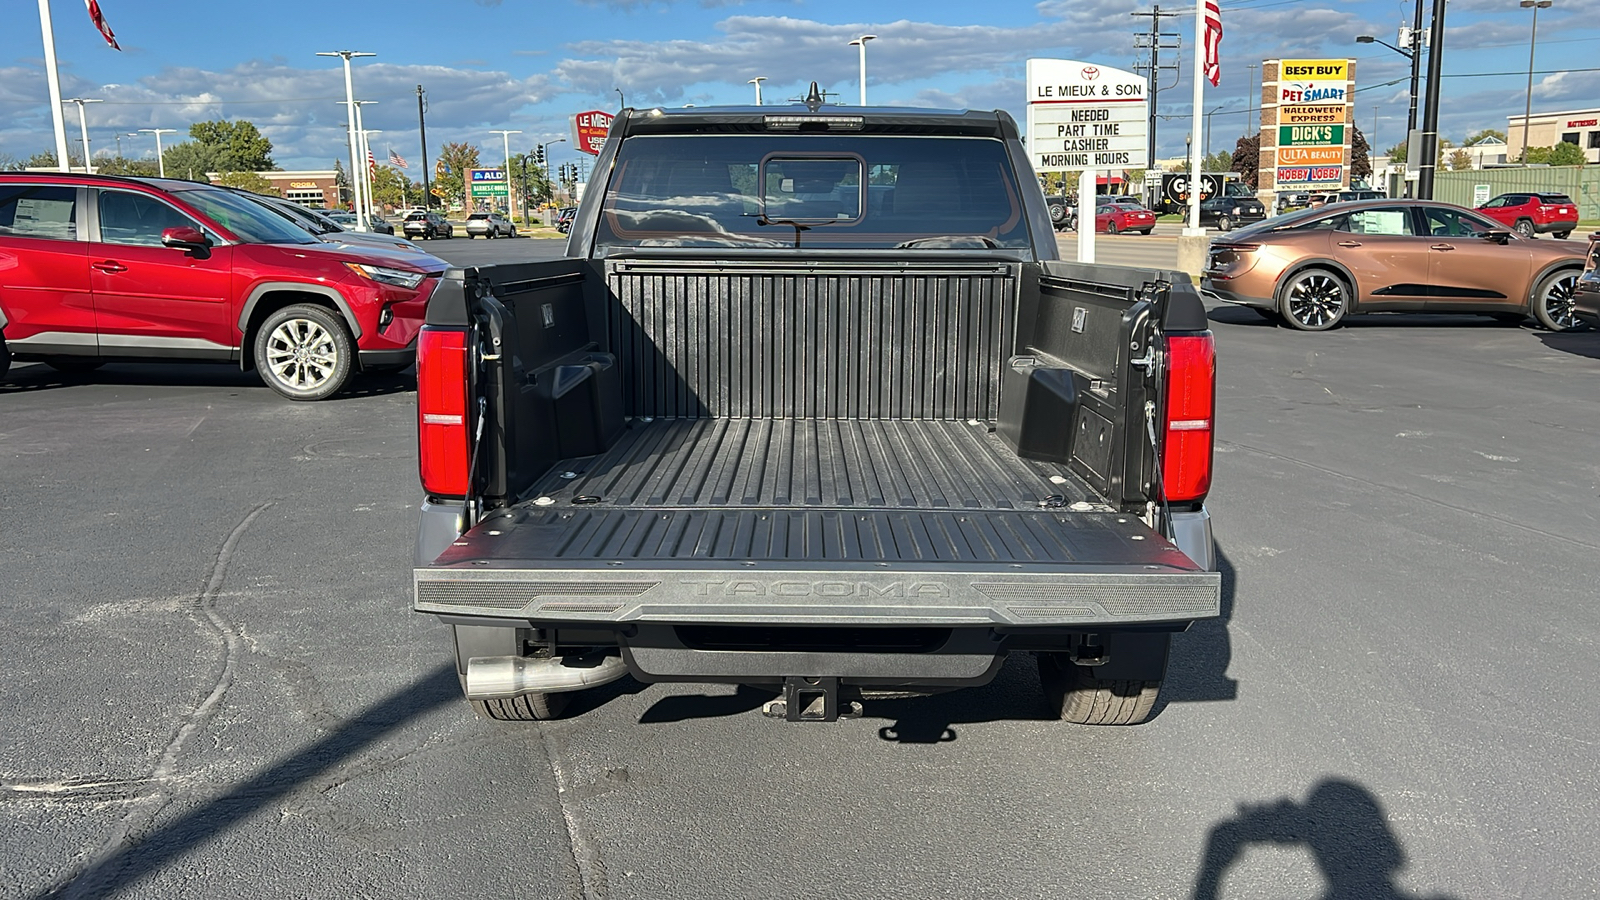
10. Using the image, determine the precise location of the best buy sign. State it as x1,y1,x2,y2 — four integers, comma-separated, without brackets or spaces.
1279,124,1344,146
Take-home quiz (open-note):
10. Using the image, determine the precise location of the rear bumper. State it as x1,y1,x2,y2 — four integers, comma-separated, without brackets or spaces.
1201,277,1274,309
1535,219,1579,234
414,562,1219,628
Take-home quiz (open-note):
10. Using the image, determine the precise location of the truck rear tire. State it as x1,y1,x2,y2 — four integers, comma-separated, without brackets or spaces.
471,694,570,721
1037,652,1161,725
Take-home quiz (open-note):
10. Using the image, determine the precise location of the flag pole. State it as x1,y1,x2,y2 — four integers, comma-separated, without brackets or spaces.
36,0,72,171
1185,1,1206,235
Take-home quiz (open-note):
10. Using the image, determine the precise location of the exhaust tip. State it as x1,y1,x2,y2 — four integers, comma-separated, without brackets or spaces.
466,653,629,699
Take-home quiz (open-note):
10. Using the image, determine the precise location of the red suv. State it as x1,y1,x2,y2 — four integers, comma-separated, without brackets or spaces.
1475,192,1579,239
0,173,446,399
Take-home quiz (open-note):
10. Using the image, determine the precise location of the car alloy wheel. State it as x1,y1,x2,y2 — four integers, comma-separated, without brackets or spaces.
1515,219,1535,238
255,304,353,400
1106,221,1119,234
1216,214,1233,232
1280,269,1348,331
1534,270,1583,331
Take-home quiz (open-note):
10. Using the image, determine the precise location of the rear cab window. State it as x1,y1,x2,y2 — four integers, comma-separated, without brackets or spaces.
0,185,78,241
594,134,1030,251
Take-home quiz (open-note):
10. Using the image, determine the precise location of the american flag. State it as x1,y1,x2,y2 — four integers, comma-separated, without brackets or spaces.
85,0,120,50
388,148,409,169
367,149,378,178
1202,0,1222,87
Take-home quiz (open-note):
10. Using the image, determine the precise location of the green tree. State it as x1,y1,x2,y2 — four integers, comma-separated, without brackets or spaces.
1202,150,1233,172
1547,141,1586,166
162,141,221,181
368,165,417,210
0,153,20,171
188,119,274,171
1385,142,1406,164
22,149,83,169
95,156,160,176
432,142,480,207
213,170,279,194
1350,125,1373,182
1229,134,1260,188
1448,148,1473,171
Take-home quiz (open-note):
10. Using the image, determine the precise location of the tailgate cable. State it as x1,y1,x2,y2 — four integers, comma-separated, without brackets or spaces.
460,395,486,535
1143,399,1175,541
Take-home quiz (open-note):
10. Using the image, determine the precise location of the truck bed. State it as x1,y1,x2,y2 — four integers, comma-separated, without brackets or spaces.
416,417,1218,627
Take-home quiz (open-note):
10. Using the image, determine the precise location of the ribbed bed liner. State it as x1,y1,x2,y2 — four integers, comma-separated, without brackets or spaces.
524,418,1102,512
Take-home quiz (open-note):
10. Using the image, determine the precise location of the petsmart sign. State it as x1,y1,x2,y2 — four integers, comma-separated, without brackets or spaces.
1026,58,1149,171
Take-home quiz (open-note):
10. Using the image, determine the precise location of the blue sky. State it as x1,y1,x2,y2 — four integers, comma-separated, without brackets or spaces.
4,0,1600,171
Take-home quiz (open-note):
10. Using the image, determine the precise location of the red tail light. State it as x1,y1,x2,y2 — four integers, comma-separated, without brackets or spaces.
1162,333,1216,503
417,326,471,497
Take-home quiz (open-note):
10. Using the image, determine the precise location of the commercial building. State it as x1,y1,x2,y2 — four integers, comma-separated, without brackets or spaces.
1506,109,1600,163
236,170,348,208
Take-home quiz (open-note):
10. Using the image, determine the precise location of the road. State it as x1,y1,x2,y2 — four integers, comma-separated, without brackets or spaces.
2,235,1598,899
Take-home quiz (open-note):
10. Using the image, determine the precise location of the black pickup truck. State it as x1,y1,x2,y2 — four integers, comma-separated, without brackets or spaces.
412,100,1220,725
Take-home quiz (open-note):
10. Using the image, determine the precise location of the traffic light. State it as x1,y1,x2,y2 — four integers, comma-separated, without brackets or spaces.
535,146,545,166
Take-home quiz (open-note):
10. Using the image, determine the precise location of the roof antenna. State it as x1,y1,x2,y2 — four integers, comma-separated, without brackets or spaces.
804,82,824,112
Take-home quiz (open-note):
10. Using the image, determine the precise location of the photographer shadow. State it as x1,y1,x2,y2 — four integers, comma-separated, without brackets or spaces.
1193,778,1461,900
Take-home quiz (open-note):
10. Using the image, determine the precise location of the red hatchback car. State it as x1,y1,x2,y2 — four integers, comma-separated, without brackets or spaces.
1093,201,1157,235
0,173,447,399
1475,192,1579,239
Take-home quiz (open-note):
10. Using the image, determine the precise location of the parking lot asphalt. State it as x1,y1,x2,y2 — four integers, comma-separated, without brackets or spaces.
3,236,1599,898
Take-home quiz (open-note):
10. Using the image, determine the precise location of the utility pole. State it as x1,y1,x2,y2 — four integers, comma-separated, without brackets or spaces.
1418,0,1447,199
1132,4,1183,198
417,85,431,210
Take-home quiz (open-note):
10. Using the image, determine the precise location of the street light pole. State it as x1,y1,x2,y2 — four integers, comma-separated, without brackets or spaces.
317,50,376,229
749,76,767,105
1246,64,1259,134
1520,0,1552,164
64,98,101,172
139,128,177,177
491,129,521,219
1205,105,1225,157
417,85,431,211
352,101,378,225
615,88,626,109
848,35,877,106
36,0,72,171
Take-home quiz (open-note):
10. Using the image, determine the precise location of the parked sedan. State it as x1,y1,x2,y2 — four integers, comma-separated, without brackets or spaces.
239,193,428,255
1476,192,1579,239
403,211,453,240
1203,199,1588,331
465,212,516,239
1092,202,1157,235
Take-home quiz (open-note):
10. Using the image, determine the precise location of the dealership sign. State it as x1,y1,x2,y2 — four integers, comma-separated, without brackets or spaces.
1025,58,1150,171
572,110,614,156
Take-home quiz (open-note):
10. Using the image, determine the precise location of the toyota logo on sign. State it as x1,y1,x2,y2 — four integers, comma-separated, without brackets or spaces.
1081,66,1101,81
